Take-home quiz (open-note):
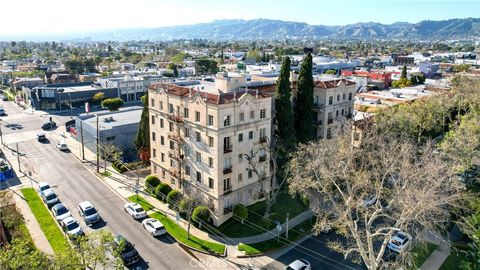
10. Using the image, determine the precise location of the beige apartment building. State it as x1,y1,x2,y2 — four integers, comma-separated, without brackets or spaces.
312,79,356,139
148,73,273,225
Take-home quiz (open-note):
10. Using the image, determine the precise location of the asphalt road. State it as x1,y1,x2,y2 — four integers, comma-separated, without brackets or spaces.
265,233,366,270
0,100,197,270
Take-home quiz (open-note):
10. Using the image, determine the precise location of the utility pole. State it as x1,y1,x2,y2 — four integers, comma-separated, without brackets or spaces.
0,121,3,146
286,213,290,239
80,121,85,160
16,143,20,172
68,93,73,118
96,115,99,173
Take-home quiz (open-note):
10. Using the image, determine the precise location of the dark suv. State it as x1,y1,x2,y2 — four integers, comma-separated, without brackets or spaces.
41,121,57,130
115,235,140,266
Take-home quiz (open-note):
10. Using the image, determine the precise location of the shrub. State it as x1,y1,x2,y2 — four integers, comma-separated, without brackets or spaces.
155,183,172,201
233,204,248,224
145,175,160,191
167,190,182,209
192,206,210,227
101,98,124,111
112,161,127,173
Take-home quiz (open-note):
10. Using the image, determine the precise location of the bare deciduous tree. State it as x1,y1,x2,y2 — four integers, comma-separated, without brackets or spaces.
288,126,465,270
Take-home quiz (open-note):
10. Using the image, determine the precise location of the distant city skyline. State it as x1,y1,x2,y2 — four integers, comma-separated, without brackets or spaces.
0,0,478,36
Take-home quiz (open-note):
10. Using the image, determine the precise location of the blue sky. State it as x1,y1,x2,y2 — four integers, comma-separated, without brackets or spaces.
0,0,478,35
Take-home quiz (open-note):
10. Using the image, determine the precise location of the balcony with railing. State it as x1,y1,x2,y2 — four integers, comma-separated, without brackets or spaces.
169,168,180,179
167,114,183,123
223,145,233,154
167,132,184,142
168,150,183,161
259,155,267,162
313,103,325,111
259,136,268,143
223,166,232,174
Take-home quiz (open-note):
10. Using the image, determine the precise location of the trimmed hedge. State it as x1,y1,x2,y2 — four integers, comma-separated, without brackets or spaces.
167,190,182,209
192,206,210,225
145,175,160,192
155,183,172,201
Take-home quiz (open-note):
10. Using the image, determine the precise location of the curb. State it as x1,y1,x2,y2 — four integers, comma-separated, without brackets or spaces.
236,233,313,258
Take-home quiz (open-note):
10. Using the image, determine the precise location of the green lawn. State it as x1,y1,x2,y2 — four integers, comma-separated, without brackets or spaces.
218,191,309,238
20,188,70,254
410,242,437,269
128,195,225,255
128,195,155,211
439,245,472,270
238,218,313,255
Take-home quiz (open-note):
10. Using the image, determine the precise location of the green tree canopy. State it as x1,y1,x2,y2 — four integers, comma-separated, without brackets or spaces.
134,93,150,162
101,98,124,111
294,53,315,143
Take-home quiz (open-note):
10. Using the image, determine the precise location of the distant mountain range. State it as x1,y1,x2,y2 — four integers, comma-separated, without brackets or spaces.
3,18,479,41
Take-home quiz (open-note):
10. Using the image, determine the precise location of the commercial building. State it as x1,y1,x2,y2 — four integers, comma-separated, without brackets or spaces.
98,75,164,102
149,72,273,225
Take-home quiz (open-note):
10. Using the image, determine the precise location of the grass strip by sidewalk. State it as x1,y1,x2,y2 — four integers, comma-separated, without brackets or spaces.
410,241,437,269
20,188,70,254
127,195,154,211
238,218,314,255
128,195,225,255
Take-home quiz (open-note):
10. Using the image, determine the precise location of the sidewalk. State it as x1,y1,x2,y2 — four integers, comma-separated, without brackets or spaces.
54,129,315,258
419,230,451,270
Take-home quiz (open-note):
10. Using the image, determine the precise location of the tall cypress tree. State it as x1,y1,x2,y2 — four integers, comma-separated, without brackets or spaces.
294,53,315,143
401,65,407,79
274,57,296,169
134,92,150,162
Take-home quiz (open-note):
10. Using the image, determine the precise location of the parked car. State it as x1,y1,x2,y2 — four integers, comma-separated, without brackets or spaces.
115,234,140,266
56,142,68,151
41,121,56,130
40,189,59,208
388,232,412,253
60,217,84,237
51,203,71,221
37,182,51,193
2,96,8,101
142,218,166,236
123,203,147,219
285,259,311,270
78,201,100,225
37,133,47,142
0,108,6,116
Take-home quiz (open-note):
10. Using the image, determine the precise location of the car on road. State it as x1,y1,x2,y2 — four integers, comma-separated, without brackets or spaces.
0,108,6,116
1,96,7,101
142,218,166,236
37,133,47,142
285,259,311,270
78,201,100,225
41,121,57,130
60,217,84,237
40,189,60,208
56,142,68,151
115,234,140,266
37,182,51,193
51,203,71,222
123,203,147,219
387,232,412,253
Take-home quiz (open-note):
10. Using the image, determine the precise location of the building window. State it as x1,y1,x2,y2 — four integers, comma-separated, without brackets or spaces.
208,136,214,147
238,173,243,182
337,95,340,101
152,132,156,141
152,148,157,158
238,133,243,142
195,131,201,142
250,110,255,119
260,109,266,119
248,170,253,178
184,146,190,157
106,136,115,141
159,101,163,111
328,96,333,105
160,118,164,128
195,111,200,122
196,171,201,182
259,128,266,141
169,122,173,132
223,115,231,127
248,131,253,140
184,108,189,118
160,136,165,145
170,159,175,167
238,154,243,162
150,98,155,107
224,137,232,153
239,112,244,121
353,132,360,141
349,93,353,101
170,141,175,150
208,115,214,126
196,151,202,163
162,169,166,178
336,110,339,117
223,178,231,191
343,93,346,100
341,108,345,115
184,127,190,138
208,157,214,168
169,103,174,114
185,165,190,176
151,115,155,125
209,178,214,189
161,153,165,162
